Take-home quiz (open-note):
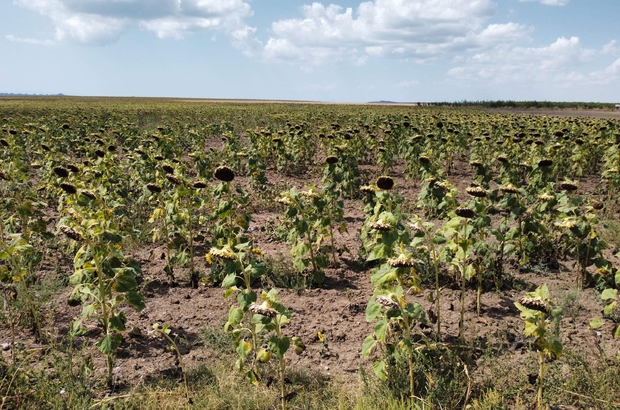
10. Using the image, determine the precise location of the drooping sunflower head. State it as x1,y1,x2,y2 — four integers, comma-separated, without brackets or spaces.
146,183,162,193
455,207,476,219
376,294,401,310
214,165,235,182
248,301,278,318
558,180,578,192
326,155,339,164
59,183,77,194
53,166,70,178
466,186,487,198
376,176,394,190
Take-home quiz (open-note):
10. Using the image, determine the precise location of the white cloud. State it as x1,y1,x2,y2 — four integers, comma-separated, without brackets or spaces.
12,0,257,50
263,0,532,65
6,34,57,45
519,0,569,6
446,36,615,88
602,40,618,56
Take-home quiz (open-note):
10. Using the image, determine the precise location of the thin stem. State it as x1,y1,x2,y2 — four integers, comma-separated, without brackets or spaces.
87,237,113,387
159,329,191,403
162,204,174,284
429,235,441,340
186,194,196,288
275,316,287,410
537,350,544,410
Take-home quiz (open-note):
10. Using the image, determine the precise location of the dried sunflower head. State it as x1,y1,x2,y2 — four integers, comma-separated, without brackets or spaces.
376,295,401,310
209,245,236,260
59,183,77,194
466,186,487,198
60,225,81,241
455,207,476,219
369,218,393,231
53,166,70,178
500,184,520,195
80,190,96,200
558,181,578,191
162,164,174,174
146,183,162,193
95,149,105,158
248,301,277,318
519,296,552,314
165,174,182,185
419,155,431,164
538,192,555,201
376,176,394,190
407,221,425,237
326,155,339,164
214,165,235,182
67,164,79,173
193,181,207,189
538,159,553,167
360,184,377,194
388,254,416,268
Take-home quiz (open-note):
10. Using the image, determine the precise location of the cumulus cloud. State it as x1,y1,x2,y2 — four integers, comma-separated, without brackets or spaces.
263,0,533,65
519,0,570,6
12,0,257,52
446,36,617,88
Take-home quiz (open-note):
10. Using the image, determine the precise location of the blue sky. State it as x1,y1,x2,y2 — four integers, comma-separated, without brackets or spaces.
1,0,619,102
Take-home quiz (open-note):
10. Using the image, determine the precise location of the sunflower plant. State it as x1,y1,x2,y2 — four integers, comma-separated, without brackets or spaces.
59,194,145,387
363,286,427,406
276,186,330,287
515,284,563,410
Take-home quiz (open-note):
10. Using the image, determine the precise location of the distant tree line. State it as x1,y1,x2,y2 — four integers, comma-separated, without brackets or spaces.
435,100,616,109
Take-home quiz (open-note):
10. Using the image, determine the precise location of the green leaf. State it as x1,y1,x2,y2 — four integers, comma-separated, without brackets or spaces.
602,288,618,301
238,291,257,310
125,291,146,311
614,326,620,339
82,303,96,320
222,273,238,288
268,336,290,358
227,306,244,327
604,302,617,316
109,313,127,331
589,318,603,329
365,300,382,321
96,333,122,355
69,319,86,337
371,265,398,288
361,336,377,358
374,320,388,341
236,340,252,359
113,269,138,292
524,320,540,337
372,360,387,381
102,231,123,244
404,302,424,320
